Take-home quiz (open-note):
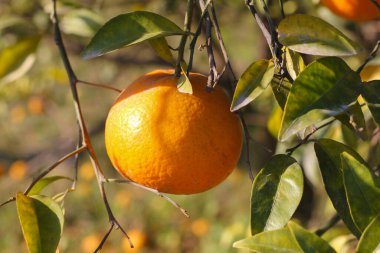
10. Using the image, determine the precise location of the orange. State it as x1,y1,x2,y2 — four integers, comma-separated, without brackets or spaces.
105,69,242,195
321,0,380,21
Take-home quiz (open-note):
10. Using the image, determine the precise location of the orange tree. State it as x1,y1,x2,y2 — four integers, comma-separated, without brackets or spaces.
0,0,380,252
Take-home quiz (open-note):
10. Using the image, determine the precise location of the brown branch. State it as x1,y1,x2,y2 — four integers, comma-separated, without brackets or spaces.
77,80,122,93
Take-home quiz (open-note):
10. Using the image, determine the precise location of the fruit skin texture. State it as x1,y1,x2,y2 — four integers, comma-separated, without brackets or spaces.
105,69,242,195
321,0,380,21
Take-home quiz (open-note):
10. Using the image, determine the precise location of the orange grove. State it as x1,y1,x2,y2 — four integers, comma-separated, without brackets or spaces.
321,0,380,21
105,69,242,195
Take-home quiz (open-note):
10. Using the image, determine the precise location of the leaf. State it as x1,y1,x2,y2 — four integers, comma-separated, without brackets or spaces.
61,9,104,37
335,101,367,140
16,193,64,253
81,11,185,59
279,57,361,141
271,77,292,110
230,59,275,111
341,152,380,231
234,221,335,252
361,80,380,126
356,214,380,253
287,221,336,253
0,36,40,82
285,48,305,81
267,106,283,139
176,66,192,94
149,37,174,64
278,14,360,56
251,155,303,235
314,139,364,237
28,176,73,196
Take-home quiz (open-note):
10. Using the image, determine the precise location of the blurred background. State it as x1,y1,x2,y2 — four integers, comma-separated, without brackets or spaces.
0,0,379,252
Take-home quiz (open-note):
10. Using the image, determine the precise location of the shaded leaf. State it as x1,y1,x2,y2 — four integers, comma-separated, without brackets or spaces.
341,152,380,231
16,193,64,253
335,101,367,140
0,36,40,82
61,9,104,37
28,176,73,196
251,155,303,235
361,80,380,126
81,11,184,59
285,48,305,81
234,221,335,252
314,139,364,237
280,57,361,141
231,59,274,111
271,77,292,110
356,214,380,253
278,14,360,56
149,37,174,64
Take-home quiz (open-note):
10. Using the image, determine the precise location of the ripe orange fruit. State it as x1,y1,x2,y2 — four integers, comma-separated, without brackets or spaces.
105,69,242,194
320,0,380,21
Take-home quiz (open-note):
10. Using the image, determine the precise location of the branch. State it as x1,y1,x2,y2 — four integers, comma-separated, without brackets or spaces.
204,10,218,88
356,40,380,74
370,0,380,10
106,178,189,218
175,0,195,77
315,214,341,236
286,119,336,155
77,80,122,93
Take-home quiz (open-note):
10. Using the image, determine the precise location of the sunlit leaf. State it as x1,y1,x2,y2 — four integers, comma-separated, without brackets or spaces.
314,139,364,237
230,59,274,111
341,152,380,231
285,48,305,81
16,193,64,253
0,36,40,82
28,176,73,196
278,14,360,56
356,214,380,253
234,221,335,252
267,106,283,139
251,155,303,235
176,66,192,94
149,37,174,64
361,80,380,126
61,9,104,37
81,11,185,59
279,57,361,141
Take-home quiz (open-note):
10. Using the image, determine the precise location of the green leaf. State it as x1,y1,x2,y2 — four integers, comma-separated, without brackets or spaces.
356,214,380,253
16,193,64,253
28,176,73,196
361,80,380,126
61,9,104,37
335,101,367,140
278,14,360,56
176,66,192,94
234,221,335,252
287,222,336,253
230,59,274,111
271,77,292,110
279,57,361,141
285,48,305,81
0,36,40,82
314,139,364,237
341,152,380,231
267,106,283,139
251,155,303,235
148,37,174,64
81,11,185,59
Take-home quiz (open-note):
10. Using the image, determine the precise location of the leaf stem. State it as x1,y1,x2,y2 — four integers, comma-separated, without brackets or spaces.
175,0,194,77
356,40,380,74
315,214,341,236
77,80,122,93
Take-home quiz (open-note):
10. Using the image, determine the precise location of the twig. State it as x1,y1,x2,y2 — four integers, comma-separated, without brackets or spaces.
239,114,254,181
77,80,122,93
286,119,336,155
370,0,380,10
279,0,285,18
106,178,189,218
71,128,82,190
51,0,133,249
315,214,341,236
204,11,218,88
356,40,380,74
0,146,87,208
175,0,195,77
